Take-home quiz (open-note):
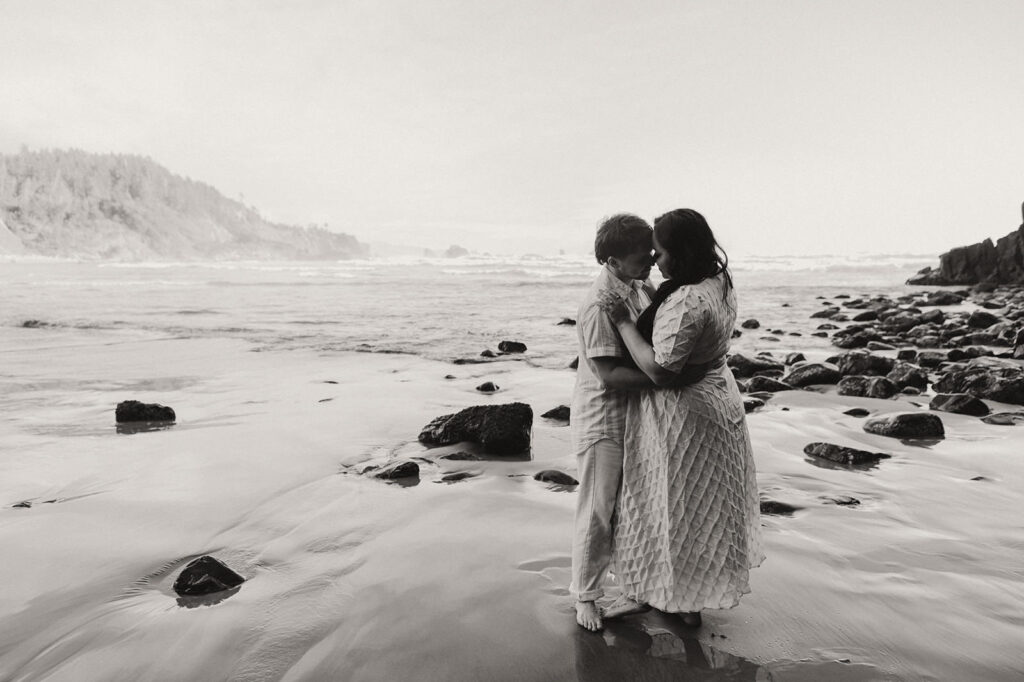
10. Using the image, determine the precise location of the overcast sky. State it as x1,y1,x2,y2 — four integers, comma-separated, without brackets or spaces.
3,0,1022,257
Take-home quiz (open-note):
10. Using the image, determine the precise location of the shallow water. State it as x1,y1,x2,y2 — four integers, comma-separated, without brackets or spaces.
3,257,1024,681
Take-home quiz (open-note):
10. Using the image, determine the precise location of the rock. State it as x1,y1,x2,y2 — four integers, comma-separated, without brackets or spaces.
173,556,245,596
923,291,965,306
836,351,895,377
784,352,806,365
557,317,576,326
440,471,477,483
476,381,500,393
760,500,800,516
810,307,841,319
782,362,842,387
932,360,1024,405
837,376,899,399
21,319,52,328
568,357,579,370
12,501,32,509
741,319,760,329
981,411,1024,425
811,331,829,338
817,323,840,330
896,349,918,361
743,397,765,413
804,442,892,465
929,393,990,416
453,357,489,365
533,470,578,485
541,405,570,421
419,402,533,455
822,495,861,506
866,341,895,351
746,376,794,393
915,351,949,368
852,310,879,322
444,374,456,379
843,408,871,417
863,413,945,439
886,362,929,390
374,460,420,479
967,310,1000,329
115,400,176,423
480,349,497,358
498,340,527,353
726,353,785,379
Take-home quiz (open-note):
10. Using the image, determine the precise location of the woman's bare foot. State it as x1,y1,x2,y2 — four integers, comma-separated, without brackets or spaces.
602,595,650,619
575,600,603,631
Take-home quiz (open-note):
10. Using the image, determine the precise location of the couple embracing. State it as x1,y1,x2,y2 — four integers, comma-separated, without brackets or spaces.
569,209,764,632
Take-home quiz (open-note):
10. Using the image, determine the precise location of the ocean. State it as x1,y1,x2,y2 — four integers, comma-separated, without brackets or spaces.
1,253,936,368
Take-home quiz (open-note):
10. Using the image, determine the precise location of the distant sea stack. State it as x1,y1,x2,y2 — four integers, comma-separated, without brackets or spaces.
0,148,369,261
907,203,1024,286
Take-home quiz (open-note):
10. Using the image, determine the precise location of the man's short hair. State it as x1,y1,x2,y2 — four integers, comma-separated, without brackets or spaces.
594,214,652,264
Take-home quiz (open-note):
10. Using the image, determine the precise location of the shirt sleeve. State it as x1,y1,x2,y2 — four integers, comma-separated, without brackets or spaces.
652,287,706,372
580,302,624,359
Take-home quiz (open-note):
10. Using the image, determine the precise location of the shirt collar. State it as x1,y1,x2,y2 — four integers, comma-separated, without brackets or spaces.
599,264,642,296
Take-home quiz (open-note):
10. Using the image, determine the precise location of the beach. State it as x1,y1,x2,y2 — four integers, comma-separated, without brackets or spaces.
3,257,1024,681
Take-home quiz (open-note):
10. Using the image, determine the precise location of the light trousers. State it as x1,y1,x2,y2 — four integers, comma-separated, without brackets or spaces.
570,438,623,601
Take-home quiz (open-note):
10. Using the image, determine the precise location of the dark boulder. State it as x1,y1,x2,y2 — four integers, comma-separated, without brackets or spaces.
843,408,871,417
480,349,497,358
929,393,991,417
836,351,895,377
932,360,1024,405
173,556,245,596
760,500,800,516
784,352,806,365
886,362,929,391
967,310,1000,329
727,353,785,379
837,376,899,399
916,351,949,369
568,357,579,370
115,400,176,423
743,397,765,413
419,402,533,455
852,310,878,322
557,318,576,326
541,405,570,421
374,461,420,479
924,291,965,306
498,340,527,353
741,319,760,329
533,470,578,485
476,382,500,393
782,362,842,387
746,376,794,393
803,442,892,465
863,413,945,439
896,349,918,361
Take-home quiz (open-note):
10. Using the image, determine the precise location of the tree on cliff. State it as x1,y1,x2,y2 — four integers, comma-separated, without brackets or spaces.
0,149,368,260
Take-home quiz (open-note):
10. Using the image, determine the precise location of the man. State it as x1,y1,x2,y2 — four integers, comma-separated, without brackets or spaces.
570,214,659,631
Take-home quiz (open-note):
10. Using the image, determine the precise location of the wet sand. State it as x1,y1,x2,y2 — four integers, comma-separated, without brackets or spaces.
2,328,1024,681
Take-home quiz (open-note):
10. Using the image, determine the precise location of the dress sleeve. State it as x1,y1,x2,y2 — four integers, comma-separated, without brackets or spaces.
580,302,623,359
652,287,706,372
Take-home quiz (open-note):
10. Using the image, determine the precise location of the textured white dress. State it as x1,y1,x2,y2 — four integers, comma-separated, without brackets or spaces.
613,274,764,612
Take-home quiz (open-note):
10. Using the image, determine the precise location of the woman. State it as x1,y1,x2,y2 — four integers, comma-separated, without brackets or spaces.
597,208,763,626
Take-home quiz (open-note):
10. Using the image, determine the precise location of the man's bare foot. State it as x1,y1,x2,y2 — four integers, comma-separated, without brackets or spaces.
575,600,603,631
602,595,650,619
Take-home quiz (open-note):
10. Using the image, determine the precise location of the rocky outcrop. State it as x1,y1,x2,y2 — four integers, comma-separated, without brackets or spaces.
932,359,1024,405
419,402,533,455
907,204,1024,285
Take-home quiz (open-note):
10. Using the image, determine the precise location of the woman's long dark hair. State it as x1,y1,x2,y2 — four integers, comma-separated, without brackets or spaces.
636,208,733,342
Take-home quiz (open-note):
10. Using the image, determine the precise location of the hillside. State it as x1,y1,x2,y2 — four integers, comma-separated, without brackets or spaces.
0,149,368,260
